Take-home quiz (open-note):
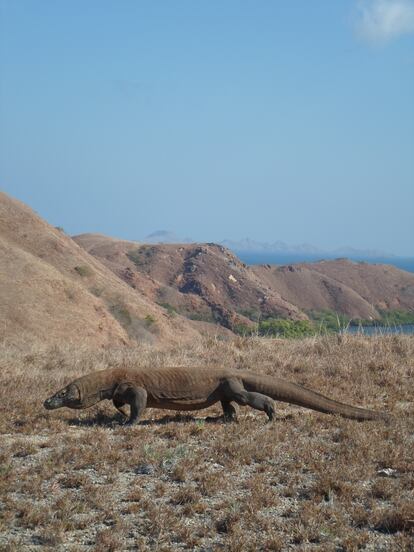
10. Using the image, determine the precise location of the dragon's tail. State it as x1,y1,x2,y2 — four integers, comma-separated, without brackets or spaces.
241,373,388,421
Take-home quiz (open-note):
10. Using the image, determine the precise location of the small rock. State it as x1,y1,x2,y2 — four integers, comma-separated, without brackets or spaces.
377,468,398,478
134,463,154,475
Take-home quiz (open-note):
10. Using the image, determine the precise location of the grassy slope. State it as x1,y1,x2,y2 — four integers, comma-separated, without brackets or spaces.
1,335,413,551
0,192,198,348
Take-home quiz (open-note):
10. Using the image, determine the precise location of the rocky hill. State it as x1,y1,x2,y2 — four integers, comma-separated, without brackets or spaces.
73,235,305,331
0,192,198,347
74,234,414,329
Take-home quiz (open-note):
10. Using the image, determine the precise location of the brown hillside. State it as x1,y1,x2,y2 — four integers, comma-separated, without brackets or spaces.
74,235,305,330
0,192,197,347
253,264,379,319
253,259,414,319
302,259,414,312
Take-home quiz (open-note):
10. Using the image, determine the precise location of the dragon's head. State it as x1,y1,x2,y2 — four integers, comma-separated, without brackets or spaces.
44,373,108,411
44,383,82,410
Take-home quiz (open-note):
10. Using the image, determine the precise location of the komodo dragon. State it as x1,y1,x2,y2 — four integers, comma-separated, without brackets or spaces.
44,366,389,424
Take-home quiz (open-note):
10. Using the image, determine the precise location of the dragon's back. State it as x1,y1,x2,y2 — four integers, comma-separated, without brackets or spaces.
124,365,233,401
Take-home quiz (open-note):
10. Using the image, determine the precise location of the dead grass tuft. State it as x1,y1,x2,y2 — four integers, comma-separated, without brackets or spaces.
372,501,414,534
94,528,123,552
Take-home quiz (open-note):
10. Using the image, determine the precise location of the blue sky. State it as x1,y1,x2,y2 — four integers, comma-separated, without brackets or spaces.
1,1,413,255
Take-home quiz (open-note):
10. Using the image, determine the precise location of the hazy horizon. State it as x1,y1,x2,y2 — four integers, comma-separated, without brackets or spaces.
124,228,404,257
1,1,413,256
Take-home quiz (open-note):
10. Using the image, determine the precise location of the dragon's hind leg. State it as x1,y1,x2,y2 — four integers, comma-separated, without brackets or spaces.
221,378,275,421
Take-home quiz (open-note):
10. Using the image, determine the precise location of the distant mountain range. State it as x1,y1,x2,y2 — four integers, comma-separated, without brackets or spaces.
145,232,394,259
145,230,193,244
221,239,396,259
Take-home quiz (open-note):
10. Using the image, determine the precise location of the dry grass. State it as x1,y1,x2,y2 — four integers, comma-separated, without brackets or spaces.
0,334,413,550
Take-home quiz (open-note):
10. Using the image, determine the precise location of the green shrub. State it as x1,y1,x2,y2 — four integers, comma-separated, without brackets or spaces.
127,247,154,268
74,265,92,277
144,314,156,327
157,302,177,317
237,308,261,322
308,310,350,332
376,310,414,326
309,309,414,331
233,323,257,336
110,304,132,327
90,286,103,297
258,319,317,338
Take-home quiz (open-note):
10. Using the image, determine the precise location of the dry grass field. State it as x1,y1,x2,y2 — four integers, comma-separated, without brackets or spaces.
0,335,413,551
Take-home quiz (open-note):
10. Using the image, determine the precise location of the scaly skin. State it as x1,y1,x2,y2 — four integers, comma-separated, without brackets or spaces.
44,366,389,424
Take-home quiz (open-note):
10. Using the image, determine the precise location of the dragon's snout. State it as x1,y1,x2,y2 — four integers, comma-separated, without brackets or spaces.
43,398,51,409
43,396,62,410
